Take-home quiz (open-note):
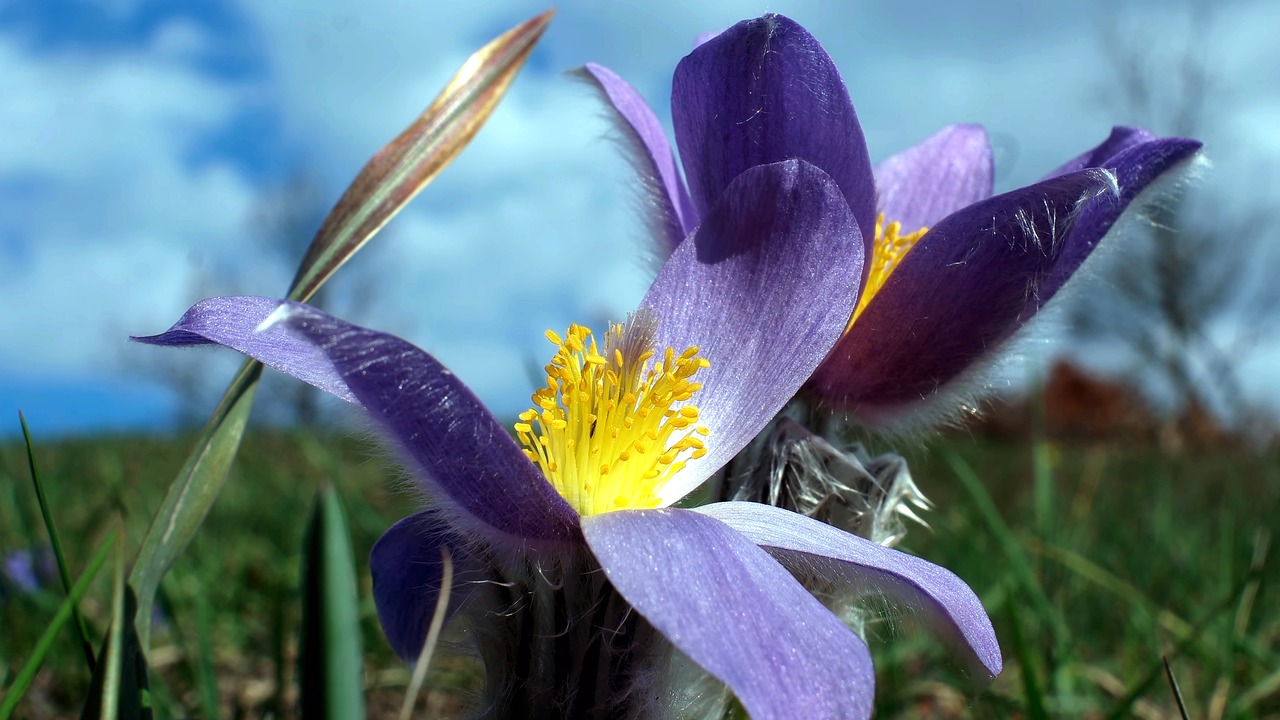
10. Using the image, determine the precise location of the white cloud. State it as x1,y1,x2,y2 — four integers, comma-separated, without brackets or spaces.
4,0,1277,433
0,20,262,376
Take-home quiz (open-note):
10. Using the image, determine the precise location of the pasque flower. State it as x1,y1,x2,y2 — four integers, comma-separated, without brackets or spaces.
583,13,1203,427
139,160,999,718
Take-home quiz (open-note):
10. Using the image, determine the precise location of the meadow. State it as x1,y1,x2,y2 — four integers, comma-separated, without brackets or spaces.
2,419,1275,718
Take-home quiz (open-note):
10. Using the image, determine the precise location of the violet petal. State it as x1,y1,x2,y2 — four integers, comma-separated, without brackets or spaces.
278,303,581,544
875,124,994,231
370,512,471,661
810,169,1115,412
583,508,874,720
671,14,876,259
582,63,698,249
698,502,1002,680
1044,126,1157,179
641,159,862,504
133,295,356,403
141,298,581,543
1029,135,1204,317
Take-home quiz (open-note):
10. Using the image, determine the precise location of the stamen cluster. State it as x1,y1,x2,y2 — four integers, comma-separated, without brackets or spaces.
850,213,930,327
515,315,711,516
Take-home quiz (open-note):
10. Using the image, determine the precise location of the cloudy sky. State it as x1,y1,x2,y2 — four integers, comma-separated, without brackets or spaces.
2,0,1276,436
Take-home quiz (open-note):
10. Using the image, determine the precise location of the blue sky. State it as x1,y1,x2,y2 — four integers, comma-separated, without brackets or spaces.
2,0,1277,437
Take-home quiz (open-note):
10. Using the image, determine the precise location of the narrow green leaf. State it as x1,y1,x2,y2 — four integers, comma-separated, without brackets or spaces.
0,529,115,720
1003,590,1049,720
83,565,151,720
19,411,97,672
1032,536,1271,665
127,10,555,650
1027,371,1054,542
1162,657,1191,720
1101,575,1254,720
129,361,262,648
299,485,365,719
286,9,555,303
942,448,1071,649
98,536,127,720
1232,665,1280,715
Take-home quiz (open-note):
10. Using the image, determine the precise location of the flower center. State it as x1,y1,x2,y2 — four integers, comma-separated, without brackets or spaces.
848,213,930,330
514,310,711,516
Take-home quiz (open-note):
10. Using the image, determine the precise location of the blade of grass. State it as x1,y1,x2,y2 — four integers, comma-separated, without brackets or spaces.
398,546,454,720
98,533,127,720
1101,571,1259,720
299,485,364,719
0,529,115,720
1162,657,1191,720
1028,368,1054,541
1231,666,1280,716
1003,586,1049,720
941,448,1071,649
19,411,97,672
1030,537,1271,665
83,554,151,720
128,10,556,649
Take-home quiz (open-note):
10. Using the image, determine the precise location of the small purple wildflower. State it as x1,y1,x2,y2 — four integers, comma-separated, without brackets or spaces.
138,159,999,718
582,14,1203,428
1,547,56,598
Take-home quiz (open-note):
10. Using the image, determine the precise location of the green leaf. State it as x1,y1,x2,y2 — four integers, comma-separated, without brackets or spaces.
83,547,152,720
97,537,126,720
1002,588,1049,720
285,9,555,304
127,9,556,649
19,411,97,672
942,448,1071,649
129,361,262,648
299,485,365,719
0,529,115,720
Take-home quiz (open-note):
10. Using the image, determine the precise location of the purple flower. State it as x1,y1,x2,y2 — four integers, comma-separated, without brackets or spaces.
2,548,56,596
583,14,1203,428
138,159,999,718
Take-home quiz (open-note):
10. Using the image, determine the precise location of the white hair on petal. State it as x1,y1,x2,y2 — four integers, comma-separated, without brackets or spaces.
568,67,686,274
852,151,1205,435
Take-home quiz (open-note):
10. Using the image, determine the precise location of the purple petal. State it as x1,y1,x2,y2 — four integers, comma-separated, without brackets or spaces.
581,63,697,251
641,159,862,503
672,14,876,265
583,508,874,720
133,295,357,403
141,297,581,544
1043,126,1158,179
370,512,473,661
697,502,1002,680
875,124,994,231
1029,135,1204,317
810,169,1115,413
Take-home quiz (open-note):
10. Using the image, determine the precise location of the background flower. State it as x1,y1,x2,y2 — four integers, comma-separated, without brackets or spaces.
583,14,1202,429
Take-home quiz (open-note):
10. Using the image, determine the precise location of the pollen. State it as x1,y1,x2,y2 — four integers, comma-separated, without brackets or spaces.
848,213,930,330
514,310,711,516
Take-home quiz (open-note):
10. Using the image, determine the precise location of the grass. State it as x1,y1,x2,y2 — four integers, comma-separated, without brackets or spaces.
0,426,1276,718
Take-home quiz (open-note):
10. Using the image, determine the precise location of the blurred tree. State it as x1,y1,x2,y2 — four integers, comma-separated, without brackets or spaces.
1069,1,1280,445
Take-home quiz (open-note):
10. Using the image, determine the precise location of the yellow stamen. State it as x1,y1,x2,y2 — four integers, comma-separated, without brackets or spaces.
848,212,929,330
515,310,711,516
